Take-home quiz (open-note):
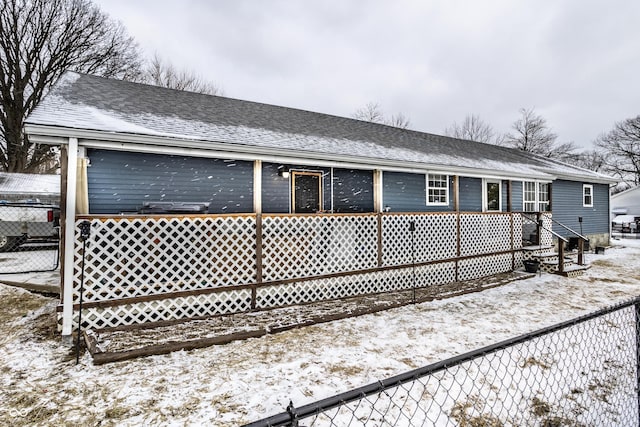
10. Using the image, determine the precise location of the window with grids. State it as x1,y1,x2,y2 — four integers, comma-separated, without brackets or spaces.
523,181,537,211
583,184,593,207
427,174,448,205
523,181,551,212
539,183,550,211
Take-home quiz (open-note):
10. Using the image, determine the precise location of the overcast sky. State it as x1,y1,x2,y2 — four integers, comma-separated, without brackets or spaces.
95,0,640,150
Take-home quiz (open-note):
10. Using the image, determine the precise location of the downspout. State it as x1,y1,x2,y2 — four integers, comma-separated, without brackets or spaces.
608,184,612,245
61,137,79,340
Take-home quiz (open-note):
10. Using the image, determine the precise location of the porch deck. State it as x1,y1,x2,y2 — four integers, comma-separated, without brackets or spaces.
64,211,546,332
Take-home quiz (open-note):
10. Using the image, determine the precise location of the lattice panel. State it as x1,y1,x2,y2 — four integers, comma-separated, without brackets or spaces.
256,262,457,309
381,213,457,266
458,253,513,281
65,289,252,329
514,251,524,269
512,214,523,250
261,214,378,281
73,215,256,303
540,213,553,246
460,213,512,257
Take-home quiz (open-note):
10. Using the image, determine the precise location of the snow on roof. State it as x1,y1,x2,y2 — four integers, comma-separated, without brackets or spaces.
0,172,60,197
26,72,615,183
612,185,640,199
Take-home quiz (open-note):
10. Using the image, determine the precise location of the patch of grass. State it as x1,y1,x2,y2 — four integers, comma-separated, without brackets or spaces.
540,415,584,427
398,357,418,368
32,311,58,341
105,403,130,419
326,363,364,377
530,397,551,417
586,276,630,284
0,287,52,324
521,356,551,370
450,397,503,427
589,259,618,268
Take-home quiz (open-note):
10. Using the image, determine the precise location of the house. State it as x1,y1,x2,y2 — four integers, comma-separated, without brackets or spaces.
611,186,640,237
24,73,617,337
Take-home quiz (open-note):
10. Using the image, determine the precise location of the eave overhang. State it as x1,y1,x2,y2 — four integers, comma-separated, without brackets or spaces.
25,123,616,184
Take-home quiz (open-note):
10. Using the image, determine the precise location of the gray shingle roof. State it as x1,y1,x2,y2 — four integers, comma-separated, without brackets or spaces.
25,72,614,183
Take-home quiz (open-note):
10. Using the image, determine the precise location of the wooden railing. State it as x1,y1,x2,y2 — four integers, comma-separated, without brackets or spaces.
519,212,588,273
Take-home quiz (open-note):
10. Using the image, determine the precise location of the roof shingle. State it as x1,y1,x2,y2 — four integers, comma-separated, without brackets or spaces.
25,72,614,182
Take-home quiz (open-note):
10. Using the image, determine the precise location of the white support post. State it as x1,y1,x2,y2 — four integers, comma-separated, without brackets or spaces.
253,160,262,213
61,137,79,338
374,169,383,212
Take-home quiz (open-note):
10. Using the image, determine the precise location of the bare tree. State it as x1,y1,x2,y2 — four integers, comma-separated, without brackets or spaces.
568,149,607,173
0,0,143,173
595,115,640,186
353,102,411,129
444,114,505,145
143,54,223,95
505,108,577,160
388,112,411,129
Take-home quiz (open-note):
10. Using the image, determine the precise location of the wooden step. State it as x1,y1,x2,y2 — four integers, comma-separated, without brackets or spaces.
522,245,553,251
554,264,591,278
541,260,575,274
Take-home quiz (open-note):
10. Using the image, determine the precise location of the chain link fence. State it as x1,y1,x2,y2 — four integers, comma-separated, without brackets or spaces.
247,298,640,426
0,203,60,273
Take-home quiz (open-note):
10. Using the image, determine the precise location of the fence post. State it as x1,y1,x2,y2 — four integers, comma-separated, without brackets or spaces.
510,213,515,270
253,213,262,310
455,212,461,282
377,213,383,267
636,302,640,425
577,238,584,265
558,239,565,274
286,400,299,427
409,220,416,303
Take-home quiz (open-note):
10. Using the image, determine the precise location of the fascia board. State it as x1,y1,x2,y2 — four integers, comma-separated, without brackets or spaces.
26,124,557,181
549,171,618,185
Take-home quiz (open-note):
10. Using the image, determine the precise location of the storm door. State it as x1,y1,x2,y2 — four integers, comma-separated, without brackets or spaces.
292,171,322,213
484,180,502,212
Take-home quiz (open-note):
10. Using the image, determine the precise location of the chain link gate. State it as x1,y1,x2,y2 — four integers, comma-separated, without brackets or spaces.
0,203,60,273
246,297,640,426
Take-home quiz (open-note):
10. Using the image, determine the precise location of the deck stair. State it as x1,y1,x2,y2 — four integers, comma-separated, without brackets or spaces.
521,246,590,277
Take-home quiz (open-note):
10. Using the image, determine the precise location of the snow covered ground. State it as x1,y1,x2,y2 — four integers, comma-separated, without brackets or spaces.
1,239,639,426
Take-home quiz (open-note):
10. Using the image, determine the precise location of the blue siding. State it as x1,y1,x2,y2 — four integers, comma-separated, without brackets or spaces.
87,149,253,214
261,163,290,213
332,168,374,213
459,177,482,212
382,172,454,212
261,162,331,213
551,180,610,236
511,181,523,211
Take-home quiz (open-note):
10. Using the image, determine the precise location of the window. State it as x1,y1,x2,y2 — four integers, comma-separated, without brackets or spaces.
291,171,322,213
483,179,502,212
523,181,537,211
523,181,551,212
426,174,448,205
583,184,593,207
539,183,550,211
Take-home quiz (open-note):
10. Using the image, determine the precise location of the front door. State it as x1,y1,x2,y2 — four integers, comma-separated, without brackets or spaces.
292,172,322,213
